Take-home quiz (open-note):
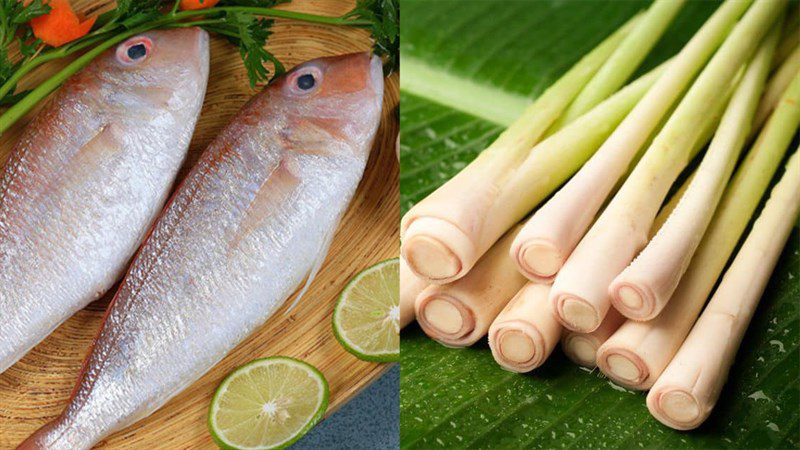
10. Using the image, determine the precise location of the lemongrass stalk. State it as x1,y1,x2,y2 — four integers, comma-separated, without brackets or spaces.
488,283,561,372
774,36,798,69
651,177,693,236
481,62,668,242
755,45,800,130
549,0,787,333
563,154,690,368
402,64,665,285
609,25,780,321
400,258,427,329
514,82,728,285
559,177,685,369
414,227,527,348
772,10,799,69
615,86,727,233
399,17,640,284
647,150,800,430
545,78,731,330
560,309,625,369
510,0,754,283
550,0,685,131
596,75,800,390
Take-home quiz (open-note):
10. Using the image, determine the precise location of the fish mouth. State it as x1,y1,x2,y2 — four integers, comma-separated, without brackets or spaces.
369,54,385,95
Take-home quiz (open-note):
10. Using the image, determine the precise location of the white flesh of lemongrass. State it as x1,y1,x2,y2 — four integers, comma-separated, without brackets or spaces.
596,73,800,390
510,0,754,283
488,283,561,373
414,227,527,348
402,64,666,286
647,149,800,430
399,17,645,285
608,24,780,321
549,0,787,333
560,309,625,369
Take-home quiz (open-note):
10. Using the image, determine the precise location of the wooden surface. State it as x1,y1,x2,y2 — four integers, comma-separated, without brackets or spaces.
0,1,399,448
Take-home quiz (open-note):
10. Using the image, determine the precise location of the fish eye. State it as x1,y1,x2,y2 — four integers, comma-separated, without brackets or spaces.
297,74,315,90
287,66,323,96
127,44,147,61
116,37,153,65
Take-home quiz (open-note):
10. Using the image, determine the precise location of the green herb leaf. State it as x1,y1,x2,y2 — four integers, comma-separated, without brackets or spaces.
345,0,399,74
218,0,289,6
9,0,51,25
18,29,43,59
213,11,284,88
94,0,166,32
0,0,52,105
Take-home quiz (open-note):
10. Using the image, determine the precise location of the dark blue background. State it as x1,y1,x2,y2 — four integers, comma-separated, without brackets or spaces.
292,365,399,449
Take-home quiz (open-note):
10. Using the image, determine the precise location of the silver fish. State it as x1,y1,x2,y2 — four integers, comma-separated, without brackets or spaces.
0,29,210,373
19,52,384,449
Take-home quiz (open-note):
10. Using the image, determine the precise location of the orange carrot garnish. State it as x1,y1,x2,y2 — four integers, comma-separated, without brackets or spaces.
30,0,97,48
180,0,220,11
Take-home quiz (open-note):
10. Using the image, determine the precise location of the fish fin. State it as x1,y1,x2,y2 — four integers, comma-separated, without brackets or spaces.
285,221,337,314
63,124,125,187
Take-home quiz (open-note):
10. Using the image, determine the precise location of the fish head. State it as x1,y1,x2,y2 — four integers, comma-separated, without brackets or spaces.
268,52,385,158
88,28,210,111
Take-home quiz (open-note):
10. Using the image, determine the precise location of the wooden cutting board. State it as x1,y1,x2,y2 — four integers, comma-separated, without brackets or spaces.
0,1,399,448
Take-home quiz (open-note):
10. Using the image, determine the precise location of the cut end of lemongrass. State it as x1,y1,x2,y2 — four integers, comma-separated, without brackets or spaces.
424,299,464,334
597,347,650,389
562,334,599,367
404,235,460,280
416,293,475,347
648,387,704,430
556,295,600,332
489,322,547,372
498,330,535,363
516,239,563,281
402,217,474,283
609,282,657,320
497,329,536,363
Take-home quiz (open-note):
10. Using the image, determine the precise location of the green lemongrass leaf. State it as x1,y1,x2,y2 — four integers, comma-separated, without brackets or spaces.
400,1,799,448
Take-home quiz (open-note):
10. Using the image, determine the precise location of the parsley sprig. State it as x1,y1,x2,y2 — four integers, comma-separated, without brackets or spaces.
344,0,399,75
0,0,51,105
0,0,399,134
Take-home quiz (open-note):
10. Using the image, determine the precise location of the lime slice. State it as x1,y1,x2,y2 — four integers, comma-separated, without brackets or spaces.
333,257,400,362
208,357,329,450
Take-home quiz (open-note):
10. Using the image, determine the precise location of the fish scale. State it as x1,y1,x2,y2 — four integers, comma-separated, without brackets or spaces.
19,51,384,449
0,28,210,375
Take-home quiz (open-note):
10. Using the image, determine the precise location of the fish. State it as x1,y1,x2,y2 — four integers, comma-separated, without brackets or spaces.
18,51,384,449
0,28,210,373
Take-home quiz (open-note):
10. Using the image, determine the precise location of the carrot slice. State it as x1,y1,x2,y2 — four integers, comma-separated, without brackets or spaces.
30,0,97,48
180,0,220,10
